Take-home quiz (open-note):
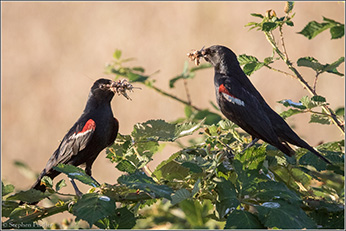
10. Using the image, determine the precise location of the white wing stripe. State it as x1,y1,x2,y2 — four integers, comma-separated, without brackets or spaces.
222,92,245,106
70,129,93,140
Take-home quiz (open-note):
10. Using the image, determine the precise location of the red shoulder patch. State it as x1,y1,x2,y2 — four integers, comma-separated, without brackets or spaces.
80,119,96,134
219,84,231,95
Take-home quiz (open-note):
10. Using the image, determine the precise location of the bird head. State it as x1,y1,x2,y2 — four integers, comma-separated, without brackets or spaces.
90,78,117,102
188,45,240,74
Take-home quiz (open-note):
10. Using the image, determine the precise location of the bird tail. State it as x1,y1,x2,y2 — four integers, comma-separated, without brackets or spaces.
302,144,331,164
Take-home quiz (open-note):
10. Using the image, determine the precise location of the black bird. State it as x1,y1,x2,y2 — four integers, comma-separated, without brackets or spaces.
30,78,121,198
197,45,331,164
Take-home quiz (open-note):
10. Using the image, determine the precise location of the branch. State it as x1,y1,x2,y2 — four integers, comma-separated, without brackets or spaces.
264,31,345,134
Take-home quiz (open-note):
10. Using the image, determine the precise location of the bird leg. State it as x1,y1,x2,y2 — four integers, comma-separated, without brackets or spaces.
243,137,259,151
69,178,83,198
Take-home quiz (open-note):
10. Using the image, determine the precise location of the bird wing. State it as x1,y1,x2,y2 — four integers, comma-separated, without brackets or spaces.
218,75,279,144
45,119,96,169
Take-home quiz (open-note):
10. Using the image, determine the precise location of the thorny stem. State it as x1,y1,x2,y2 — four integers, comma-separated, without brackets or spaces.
313,72,321,94
264,31,345,134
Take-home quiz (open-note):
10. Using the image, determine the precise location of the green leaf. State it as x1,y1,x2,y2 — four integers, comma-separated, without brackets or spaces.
250,13,264,18
113,49,122,60
284,1,294,14
73,193,116,227
132,119,203,142
335,107,344,116
311,95,326,103
7,189,51,203
286,20,294,26
132,66,145,73
41,176,53,189
154,161,189,181
310,114,330,125
2,182,15,197
179,199,213,228
280,108,304,119
243,62,265,76
55,179,67,192
193,109,221,125
184,105,193,118
181,162,203,173
256,200,317,229
322,57,344,76
225,210,263,229
235,145,266,170
297,57,324,72
116,160,137,173
215,179,240,218
262,22,278,32
113,207,136,229
237,54,259,65
53,164,100,187
298,21,333,39
118,171,173,200
300,95,317,109
127,72,148,83
330,25,344,39
2,200,19,218
171,188,192,205
13,160,37,180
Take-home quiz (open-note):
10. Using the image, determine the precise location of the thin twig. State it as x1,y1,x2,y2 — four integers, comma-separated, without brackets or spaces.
264,31,345,134
313,72,321,94
279,25,289,62
183,79,192,105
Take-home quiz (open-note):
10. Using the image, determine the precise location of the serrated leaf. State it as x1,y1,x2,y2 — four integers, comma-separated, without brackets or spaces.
2,182,15,197
280,108,304,119
113,49,122,60
243,62,265,76
55,179,67,192
256,200,317,229
235,145,266,170
298,21,333,39
297,57,324,72
300,95,317,109
2,200,19,218
53,164,100,187
116,160,137,173
225,210,263,229
237,54,259,65
73,193,116,227
310,114,330,125
113,207,136,229
7,189,51,203
311,95,326,103
171,188,191,205
262,22,278,32
215,179,240,218
118,171,173,200
154,161,189,181
132,119,202,142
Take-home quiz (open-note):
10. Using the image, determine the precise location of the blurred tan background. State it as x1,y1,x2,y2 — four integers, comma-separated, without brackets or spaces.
2,1,344,196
